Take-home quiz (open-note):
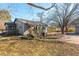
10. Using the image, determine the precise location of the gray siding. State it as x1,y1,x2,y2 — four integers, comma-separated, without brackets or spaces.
75,25,79,33
15,20,30,35
15,21,25,34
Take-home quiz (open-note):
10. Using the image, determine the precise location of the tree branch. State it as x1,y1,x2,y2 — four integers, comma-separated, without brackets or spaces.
27,3,55,11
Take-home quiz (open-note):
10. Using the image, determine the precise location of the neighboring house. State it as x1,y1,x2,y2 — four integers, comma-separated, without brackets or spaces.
5,18,48,35
72,19,79,34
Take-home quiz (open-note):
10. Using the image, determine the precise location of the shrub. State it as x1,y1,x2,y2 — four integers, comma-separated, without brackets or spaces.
27,34,34,40
68,28,75,32
21,34,34,40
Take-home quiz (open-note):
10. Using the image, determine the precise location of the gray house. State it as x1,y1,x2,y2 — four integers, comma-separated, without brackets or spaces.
14,18,35,35
5,18,48,35
72,19,79,34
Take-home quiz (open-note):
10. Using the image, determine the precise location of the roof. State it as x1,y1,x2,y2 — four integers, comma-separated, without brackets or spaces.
5,22,16,25
14,18,31,23
14,18,48,26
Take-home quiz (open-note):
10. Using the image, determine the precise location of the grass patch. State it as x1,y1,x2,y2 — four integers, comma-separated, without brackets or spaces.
0,37,78,56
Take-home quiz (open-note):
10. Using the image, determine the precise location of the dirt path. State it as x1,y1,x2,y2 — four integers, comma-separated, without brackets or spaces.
59,35,79,44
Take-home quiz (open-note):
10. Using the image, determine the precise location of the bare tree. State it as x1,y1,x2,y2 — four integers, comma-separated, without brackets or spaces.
0,9,11,21
27,3,55,10
47,3,79,34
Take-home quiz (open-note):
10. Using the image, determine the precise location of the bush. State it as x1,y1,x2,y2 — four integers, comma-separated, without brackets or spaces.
68,28,75,32
21,34,34,40
27,34,34,40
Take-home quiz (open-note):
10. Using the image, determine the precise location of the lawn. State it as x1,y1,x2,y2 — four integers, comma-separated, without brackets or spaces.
0,36,79,56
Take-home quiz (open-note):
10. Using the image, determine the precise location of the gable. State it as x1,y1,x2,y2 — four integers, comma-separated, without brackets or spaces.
14,18,47,26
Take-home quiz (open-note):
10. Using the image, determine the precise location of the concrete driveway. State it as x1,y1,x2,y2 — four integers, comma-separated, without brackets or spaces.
60,35,79,44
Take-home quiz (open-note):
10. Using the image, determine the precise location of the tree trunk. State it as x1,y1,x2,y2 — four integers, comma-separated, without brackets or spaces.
65,26,68,32
61,28,64,34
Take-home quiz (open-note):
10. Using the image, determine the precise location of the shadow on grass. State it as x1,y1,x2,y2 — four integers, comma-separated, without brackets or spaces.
66,32,79,36
0,32,21,37
37,39,65,44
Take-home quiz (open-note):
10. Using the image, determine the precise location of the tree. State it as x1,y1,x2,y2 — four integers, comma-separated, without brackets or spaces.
48,3,79,34
0,9,11,21
27,3,55,10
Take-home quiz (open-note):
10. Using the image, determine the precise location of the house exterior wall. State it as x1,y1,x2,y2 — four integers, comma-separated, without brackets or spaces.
75,25,79,34
5,23,17,35
24,27,33,35
15,20,25,34
23,23,30,35
15,20,31,35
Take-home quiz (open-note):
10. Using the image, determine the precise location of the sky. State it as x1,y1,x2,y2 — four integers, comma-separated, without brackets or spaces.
0,3,51,22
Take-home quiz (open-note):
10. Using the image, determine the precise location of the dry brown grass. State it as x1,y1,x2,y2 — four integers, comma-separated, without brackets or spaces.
0,37,79,56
